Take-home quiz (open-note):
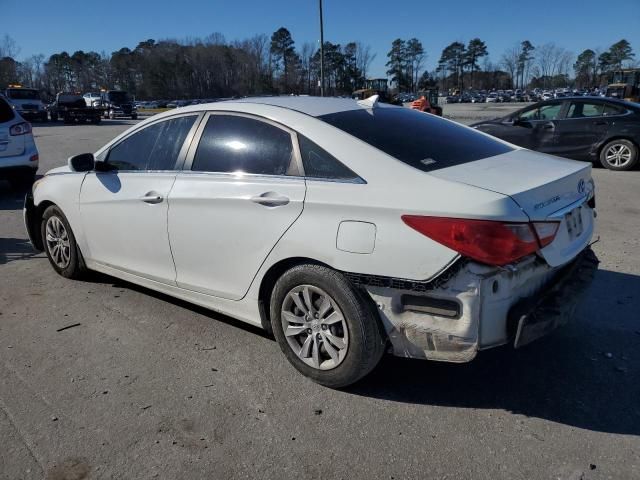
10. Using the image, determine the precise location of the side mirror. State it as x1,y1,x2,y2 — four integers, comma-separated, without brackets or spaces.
68,153,95,172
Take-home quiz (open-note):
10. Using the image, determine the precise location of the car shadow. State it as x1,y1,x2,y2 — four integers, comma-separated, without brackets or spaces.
2,225,638,435
346,268,640,436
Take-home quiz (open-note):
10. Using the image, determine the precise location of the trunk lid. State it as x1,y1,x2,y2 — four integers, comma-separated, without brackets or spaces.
430,149,595,267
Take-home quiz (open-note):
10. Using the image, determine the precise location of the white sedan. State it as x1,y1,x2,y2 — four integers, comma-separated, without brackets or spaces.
24,97,598,387
1,95,39,188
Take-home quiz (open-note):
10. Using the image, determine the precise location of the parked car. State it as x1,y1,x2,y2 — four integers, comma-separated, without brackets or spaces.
472,97,640,170
25,97,598,387
101,90,137,119
0,95,39,188
83,92,102,107
4,86,48,122
486,93,499,103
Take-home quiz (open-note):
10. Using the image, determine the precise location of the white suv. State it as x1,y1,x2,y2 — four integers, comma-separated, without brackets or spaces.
83,92,102,107
0,95,39,188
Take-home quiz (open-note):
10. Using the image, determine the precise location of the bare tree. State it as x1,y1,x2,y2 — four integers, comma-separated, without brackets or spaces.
355,42,375,80
0,34,20,58
536,43,570,87
500,44,520,88
300,42,316,93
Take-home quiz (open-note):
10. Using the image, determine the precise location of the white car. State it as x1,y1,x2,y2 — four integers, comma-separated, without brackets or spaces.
83,92,102,107
1,95,39,188
486,93,499,103
24,97,598,387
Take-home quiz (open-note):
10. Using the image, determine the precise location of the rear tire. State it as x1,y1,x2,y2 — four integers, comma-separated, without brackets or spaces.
599,139,638,171
8,170,36,190
41,205,87,279
270,264,386,388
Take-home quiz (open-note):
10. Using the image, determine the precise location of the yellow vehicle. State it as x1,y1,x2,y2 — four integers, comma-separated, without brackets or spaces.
351,79,402,105
606,69,640,102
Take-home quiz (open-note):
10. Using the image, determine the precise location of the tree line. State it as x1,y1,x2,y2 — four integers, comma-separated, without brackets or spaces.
0,31,636,99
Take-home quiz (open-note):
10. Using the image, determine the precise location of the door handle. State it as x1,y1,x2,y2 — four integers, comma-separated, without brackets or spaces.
542,122,555,130
250,191,290,207
140,191,163,204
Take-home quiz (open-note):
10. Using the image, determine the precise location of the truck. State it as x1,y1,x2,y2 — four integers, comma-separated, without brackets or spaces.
48,93,104,124
606,68,640,103
3,85,48,122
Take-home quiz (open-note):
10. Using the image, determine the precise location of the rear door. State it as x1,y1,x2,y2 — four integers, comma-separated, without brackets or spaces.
168,112,306,300
551,100,620,159
0,98,25,160
79,113,200,283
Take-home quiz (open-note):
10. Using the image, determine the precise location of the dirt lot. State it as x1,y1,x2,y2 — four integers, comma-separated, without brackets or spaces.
1,106,639,479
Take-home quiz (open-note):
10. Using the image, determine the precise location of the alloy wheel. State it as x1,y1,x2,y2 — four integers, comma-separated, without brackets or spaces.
281,285,349,370
45,216,71,269
605,143,633,168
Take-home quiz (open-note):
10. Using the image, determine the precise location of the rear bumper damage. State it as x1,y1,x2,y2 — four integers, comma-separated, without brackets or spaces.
363,247,599,362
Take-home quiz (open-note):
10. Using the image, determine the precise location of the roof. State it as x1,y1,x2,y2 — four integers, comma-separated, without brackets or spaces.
228,95,375,117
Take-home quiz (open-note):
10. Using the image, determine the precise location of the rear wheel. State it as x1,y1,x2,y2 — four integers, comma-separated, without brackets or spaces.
599,139,638,171
41,205,86,279
270,264,385,388
8,170,36,190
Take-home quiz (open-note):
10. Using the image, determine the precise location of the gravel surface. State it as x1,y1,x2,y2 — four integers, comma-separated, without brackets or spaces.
0,108,638,479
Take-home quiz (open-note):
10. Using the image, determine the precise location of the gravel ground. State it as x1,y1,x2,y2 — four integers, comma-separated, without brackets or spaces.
0,107,638,480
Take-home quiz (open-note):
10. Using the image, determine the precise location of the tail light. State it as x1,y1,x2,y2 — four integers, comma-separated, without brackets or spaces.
10,122,32,136
401,216,559,266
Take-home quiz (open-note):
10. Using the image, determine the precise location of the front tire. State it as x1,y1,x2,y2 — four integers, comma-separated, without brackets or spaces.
270,264,385,388
41,205,86,279
599,139,638,171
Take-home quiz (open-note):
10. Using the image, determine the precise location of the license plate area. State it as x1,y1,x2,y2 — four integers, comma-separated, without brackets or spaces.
565,206,584,240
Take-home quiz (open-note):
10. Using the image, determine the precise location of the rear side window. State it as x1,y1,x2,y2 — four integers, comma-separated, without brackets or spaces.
567,102,604,118
192,115,294,175
319,107,512,172
298,135,359,180
108,115,196,171
0,97,15,123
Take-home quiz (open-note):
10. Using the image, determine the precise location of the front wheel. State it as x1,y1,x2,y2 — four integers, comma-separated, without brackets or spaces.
270,264,386,388
41,205,86,279
599,139,638,171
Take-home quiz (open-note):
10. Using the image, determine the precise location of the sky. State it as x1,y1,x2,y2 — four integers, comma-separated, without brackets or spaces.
3,0,640,77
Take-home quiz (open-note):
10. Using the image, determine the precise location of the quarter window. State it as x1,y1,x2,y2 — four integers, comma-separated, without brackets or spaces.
107,115,196,171
192,115,295,175
298,135,359,180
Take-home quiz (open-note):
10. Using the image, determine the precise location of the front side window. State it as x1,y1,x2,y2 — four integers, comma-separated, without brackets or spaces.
319,107,512,173
298,135,359,180
519,103,562,121
192,115,294,175
107,115,196,171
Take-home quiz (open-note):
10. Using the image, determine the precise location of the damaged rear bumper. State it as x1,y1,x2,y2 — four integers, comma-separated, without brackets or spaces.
510,247,599,348
363,247,599,362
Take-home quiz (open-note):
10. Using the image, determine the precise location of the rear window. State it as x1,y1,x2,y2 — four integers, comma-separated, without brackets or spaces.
318,107,512,172
0,97,15,122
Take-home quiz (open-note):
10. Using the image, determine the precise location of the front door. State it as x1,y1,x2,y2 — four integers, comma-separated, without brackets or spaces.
79,114,199,284
512,101,564,153
168,113,306,300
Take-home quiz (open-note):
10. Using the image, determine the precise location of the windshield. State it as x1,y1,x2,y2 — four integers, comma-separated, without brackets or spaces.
319,106,513,172
6,89,40,100
107,91,131,103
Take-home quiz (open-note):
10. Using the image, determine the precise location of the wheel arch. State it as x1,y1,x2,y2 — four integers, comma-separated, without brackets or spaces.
598,136,639,159
257,256,332,335
28,199,56,251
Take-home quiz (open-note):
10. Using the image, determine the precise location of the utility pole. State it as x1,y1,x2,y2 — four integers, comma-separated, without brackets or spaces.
319,0,325,97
